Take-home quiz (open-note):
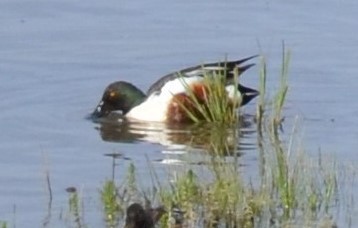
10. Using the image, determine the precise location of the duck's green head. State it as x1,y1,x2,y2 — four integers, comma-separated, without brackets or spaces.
92,81,146,118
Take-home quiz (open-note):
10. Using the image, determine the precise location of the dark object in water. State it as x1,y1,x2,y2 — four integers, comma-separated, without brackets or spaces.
125,203,166,228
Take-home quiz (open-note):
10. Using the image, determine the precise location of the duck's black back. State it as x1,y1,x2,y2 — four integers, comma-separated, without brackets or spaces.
146,55,257,96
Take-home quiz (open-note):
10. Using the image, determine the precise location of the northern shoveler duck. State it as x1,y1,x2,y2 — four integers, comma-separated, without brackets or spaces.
124,203,166,228
92,56,259,123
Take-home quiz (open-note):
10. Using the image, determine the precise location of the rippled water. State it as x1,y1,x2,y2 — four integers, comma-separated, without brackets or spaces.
1,0,358,226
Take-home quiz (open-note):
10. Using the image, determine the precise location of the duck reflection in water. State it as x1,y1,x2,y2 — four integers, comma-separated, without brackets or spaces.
92,114,257,158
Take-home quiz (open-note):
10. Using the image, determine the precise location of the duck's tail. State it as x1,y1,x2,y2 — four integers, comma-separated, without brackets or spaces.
224,55,258,77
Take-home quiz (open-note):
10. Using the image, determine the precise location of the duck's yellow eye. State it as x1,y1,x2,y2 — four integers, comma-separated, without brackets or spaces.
109,91,116,97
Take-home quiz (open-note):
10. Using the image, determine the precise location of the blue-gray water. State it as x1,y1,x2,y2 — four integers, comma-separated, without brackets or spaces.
1,0,358,227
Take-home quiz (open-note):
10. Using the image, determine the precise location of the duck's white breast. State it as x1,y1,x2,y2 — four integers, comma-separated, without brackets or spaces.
125,76,204,122
125,94,169,122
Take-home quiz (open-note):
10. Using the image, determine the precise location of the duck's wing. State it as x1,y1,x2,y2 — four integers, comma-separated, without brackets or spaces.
146,55,257,96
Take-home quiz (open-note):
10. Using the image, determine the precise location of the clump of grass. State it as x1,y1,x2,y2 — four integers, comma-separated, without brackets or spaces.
256,55,267,133
253,46,337,222
153,121,340,227
156,156,269,227
272,44,290,131
100,180,122,227
256,45,290,135
202,163,254,227
158,169,201,226
258,116,339,225
0,222,7,228
176,63,241,124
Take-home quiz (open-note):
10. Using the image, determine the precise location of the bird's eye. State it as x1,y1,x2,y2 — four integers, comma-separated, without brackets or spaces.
109,91,116,97
105,90,119,102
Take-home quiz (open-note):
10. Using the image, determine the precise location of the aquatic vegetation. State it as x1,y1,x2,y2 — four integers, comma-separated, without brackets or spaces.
256,44,290,135
272,45,290,131
65,187,86,228
95,128,341,227
101,180,122,227
256,55,267,132
175,60,257,124
0,222,7,228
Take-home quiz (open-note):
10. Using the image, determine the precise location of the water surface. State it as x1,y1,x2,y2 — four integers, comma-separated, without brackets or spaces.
1,0,358,226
